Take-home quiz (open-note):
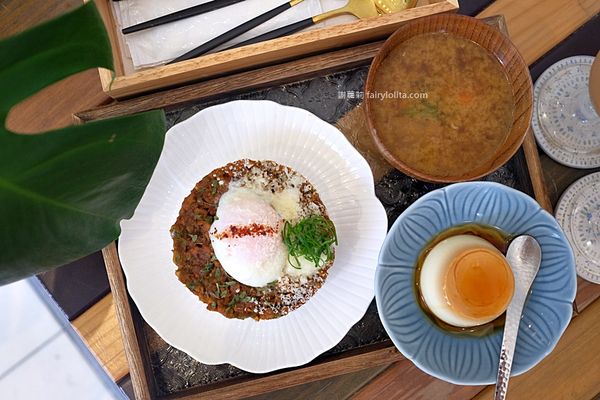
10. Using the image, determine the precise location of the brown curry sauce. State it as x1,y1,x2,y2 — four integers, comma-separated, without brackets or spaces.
170,160,333,320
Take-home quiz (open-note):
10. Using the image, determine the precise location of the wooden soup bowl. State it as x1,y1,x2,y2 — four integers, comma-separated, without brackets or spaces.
364,14,533,183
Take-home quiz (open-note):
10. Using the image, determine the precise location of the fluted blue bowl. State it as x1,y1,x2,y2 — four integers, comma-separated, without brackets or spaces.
375,182,576,385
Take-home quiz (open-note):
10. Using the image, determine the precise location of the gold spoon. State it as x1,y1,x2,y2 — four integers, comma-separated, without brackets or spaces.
375,0,418,14
228,0,418,50
312,0,380,24
230,0,379,48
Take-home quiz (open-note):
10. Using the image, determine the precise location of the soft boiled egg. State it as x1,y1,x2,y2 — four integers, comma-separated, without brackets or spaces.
419,235,515,327
209,185,318,287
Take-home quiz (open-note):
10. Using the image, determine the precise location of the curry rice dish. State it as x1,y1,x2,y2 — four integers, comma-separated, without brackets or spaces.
170,160,337,320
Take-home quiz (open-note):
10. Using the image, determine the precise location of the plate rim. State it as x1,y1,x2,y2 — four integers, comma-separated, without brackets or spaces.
117,99,388,373
555,171,600,284
532,55,600,169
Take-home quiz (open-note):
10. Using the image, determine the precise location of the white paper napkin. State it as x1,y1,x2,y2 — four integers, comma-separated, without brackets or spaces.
114,0,329,68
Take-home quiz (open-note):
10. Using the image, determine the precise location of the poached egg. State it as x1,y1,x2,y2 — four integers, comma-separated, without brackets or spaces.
209,185,319,287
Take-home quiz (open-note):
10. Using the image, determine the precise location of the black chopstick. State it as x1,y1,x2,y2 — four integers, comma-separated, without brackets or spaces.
122,0,248,34
167,1,296,64
225,17,314,50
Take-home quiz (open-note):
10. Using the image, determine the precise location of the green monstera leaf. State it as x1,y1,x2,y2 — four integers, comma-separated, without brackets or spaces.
0,3,166,285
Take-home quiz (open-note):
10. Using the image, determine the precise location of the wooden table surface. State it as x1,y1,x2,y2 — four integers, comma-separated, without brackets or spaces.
2,0,600,399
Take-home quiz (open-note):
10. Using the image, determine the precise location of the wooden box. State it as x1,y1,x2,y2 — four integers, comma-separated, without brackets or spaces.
93,0,459,98
75,15,567,399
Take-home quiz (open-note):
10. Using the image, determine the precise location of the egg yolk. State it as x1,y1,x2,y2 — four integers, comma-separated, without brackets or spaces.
444,248,514,320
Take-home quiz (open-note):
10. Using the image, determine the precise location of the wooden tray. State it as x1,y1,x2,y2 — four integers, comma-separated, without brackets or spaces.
93,0,458,98
77,15,553,400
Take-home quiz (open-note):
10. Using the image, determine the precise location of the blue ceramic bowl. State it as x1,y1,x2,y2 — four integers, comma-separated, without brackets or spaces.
375,182,576,385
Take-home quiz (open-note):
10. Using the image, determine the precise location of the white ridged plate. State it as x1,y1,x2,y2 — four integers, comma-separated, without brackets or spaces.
118,100,387,373
555,172,600,283
532,56,600,168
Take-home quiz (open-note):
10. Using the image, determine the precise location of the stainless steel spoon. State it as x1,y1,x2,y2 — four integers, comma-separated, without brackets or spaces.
494,235,542,400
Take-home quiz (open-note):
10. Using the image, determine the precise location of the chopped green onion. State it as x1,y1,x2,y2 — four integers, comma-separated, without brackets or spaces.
227,291,256,309
203,262,214,274
210,179,220,195
282,215,337,269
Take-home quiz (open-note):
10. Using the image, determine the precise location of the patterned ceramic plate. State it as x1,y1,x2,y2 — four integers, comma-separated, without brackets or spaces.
118,100,387,373
532,56,600,168
375,182,577,384
555,172,600,283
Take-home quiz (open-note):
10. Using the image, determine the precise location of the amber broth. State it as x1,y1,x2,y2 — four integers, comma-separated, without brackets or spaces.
371,32,515,179
414,224,513,336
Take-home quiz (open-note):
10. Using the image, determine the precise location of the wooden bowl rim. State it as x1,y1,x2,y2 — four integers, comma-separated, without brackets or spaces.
364,14,533,184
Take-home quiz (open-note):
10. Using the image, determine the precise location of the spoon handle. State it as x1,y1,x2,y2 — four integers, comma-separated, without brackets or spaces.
494,287,527,400
495,236,541,400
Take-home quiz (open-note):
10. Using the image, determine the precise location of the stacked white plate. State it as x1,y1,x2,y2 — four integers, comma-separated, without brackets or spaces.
555,172,600,283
